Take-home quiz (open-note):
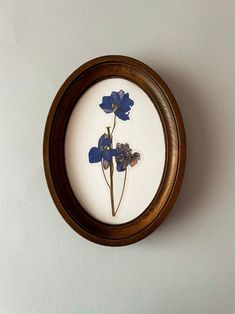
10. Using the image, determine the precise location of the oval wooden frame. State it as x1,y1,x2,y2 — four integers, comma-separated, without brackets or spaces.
43,55,186,246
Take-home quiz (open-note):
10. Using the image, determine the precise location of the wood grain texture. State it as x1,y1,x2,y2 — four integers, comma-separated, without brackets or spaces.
43,55,186,246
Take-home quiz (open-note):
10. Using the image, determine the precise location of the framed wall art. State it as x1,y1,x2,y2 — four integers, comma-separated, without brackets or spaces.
43,55,186,246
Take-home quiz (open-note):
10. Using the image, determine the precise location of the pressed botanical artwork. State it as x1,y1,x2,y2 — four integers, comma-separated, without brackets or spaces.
88,90,140,216
44,56,185,245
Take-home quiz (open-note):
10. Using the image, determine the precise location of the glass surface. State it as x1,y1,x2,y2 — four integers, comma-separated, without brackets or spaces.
65,78,165,224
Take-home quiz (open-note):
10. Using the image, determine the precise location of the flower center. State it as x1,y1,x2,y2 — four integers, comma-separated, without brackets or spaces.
112,103,118,111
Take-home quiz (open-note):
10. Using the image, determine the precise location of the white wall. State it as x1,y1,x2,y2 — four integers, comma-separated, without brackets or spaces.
0,1,234,313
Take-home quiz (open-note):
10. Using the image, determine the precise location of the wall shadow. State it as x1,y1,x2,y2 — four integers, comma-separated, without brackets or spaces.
138,65,217,246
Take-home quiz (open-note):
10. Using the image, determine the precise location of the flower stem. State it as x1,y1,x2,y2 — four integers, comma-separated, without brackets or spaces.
107,126,115,216
115,168,127,216
109,160,115,216
111,115,116,135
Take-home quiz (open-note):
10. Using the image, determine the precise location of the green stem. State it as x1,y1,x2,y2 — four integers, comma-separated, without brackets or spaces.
107,126,115,216
111,115,116,135
109,160,115,216
115,169,127,216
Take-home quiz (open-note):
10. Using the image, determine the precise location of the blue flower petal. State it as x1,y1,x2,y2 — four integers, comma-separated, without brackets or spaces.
119,93,134,112
116,160,129,172
99,96,113,113
111,91,121,104
111,148,117,156
88,147,102,163
102,149,113,161
118,90,125,100
116,162,122,172
98,134,112,148
116,162,126,172
115,109,130,121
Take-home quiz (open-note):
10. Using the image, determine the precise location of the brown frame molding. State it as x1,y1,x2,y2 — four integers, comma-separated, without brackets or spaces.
43,55,186,246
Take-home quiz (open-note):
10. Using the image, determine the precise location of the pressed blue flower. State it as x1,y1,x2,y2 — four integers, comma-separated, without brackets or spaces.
115,143,140,172
88,133,116,169
99,90,134,121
